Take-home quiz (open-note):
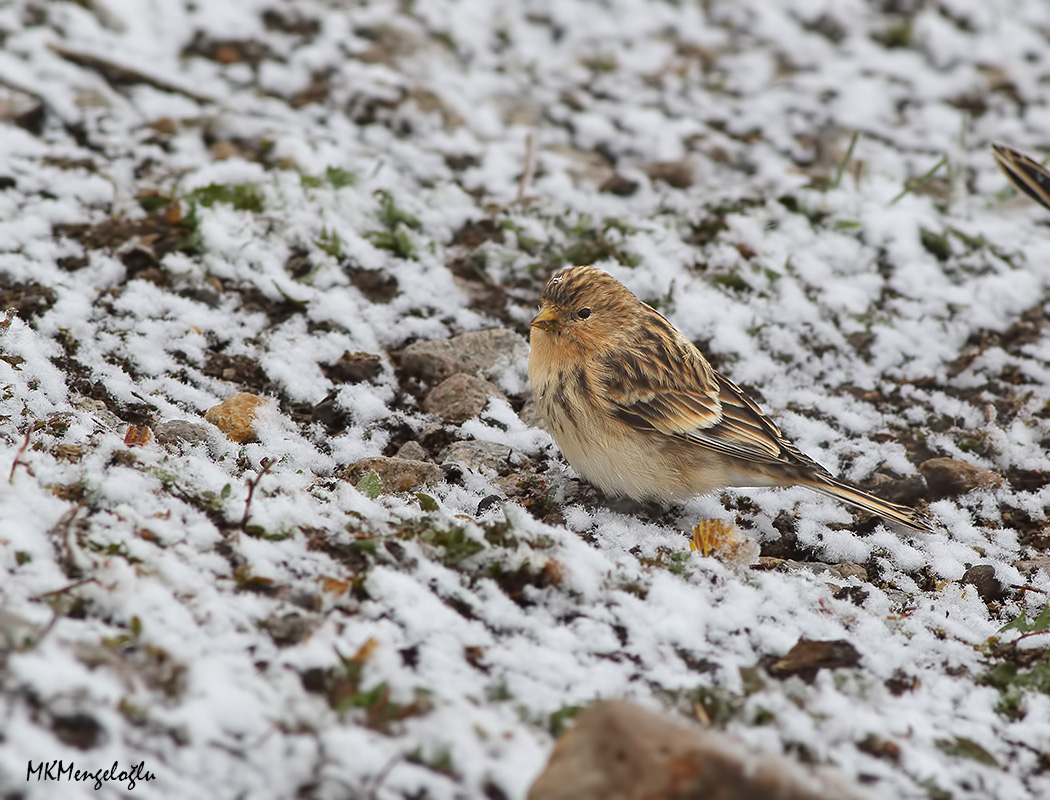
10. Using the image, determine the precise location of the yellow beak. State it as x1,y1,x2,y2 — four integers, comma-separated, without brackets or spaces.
530,305,561,331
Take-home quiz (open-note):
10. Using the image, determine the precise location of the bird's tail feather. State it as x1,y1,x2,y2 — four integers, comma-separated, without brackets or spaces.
808,478,931,533
992,142,1050,212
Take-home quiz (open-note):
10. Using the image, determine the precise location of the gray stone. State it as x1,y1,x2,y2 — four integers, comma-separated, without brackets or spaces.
518,394,546,429
1015,557,1050,575
265,611,321,647
439,440,528,475
423,373,502,422
400,328,528,384
395,440,428,462
155,419,213,446
339,456,441,492
73,397,121,430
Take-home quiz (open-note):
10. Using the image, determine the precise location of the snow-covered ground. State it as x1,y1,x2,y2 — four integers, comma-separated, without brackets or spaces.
2,0,1050,797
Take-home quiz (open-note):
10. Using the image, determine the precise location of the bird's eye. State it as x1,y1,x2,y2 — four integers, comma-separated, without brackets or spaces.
577,308,591,319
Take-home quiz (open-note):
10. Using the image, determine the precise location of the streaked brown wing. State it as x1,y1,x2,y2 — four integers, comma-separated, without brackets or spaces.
707,373,832,476
599,318,724,434
603,326,825,471
614,388,721,436
992,142,1050,212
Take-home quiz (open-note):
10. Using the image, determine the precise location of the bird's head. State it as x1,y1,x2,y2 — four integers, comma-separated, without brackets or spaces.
530,266,638,351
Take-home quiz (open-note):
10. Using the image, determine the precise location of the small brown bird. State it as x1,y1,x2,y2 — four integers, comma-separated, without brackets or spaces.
528,265,930,532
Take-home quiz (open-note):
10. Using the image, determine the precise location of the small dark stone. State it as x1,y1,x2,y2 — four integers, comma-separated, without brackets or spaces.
832,585,870,606
477,494,502,515
0,176,16,190
346,265,398,303
483,780,511,800
920,457,1001,498
759,511,801,559
599,173,639,196
400,644,420,668
52,712,104,750
57,255,89,272
451,218,505,248
441,462,464,484
179,285,222,307
311,392,349,433
121,246,161,279
300,667,327,694
885,670,919,696
323,351,382,384
769,639,861,682
961,564,1009,604
445,153,481,171
15,101,46,135
869,474,928,506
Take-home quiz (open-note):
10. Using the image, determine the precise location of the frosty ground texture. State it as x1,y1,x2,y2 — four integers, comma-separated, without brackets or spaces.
2,1,1050,798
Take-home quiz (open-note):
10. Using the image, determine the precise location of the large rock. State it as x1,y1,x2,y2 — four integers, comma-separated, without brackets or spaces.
400,328,528,384
528,700,868,800
423,373,502,422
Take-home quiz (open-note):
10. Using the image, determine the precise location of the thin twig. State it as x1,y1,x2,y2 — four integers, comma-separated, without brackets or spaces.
1014,584,1048,597
9,430,30,482
240,458,274,532
33,576,99,600
1007,626,1050,647
367,754,401,800
32,611,61,649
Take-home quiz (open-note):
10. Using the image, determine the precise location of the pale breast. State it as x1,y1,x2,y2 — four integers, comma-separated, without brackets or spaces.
530,349,730,501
